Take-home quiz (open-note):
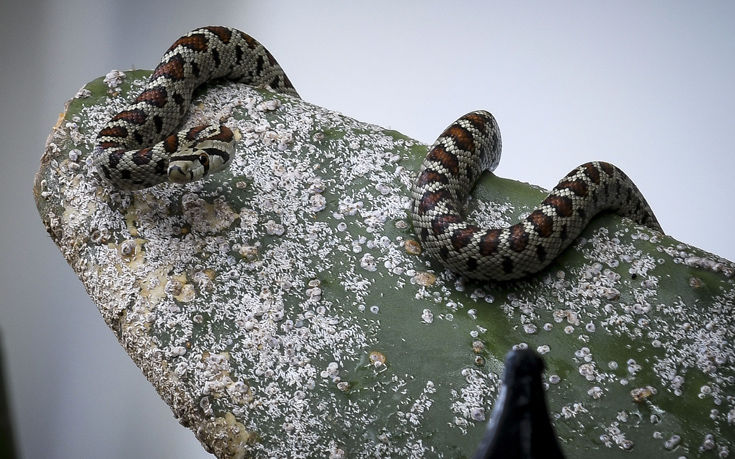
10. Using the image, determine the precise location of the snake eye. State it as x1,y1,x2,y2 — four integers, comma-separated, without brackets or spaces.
198,153,209,166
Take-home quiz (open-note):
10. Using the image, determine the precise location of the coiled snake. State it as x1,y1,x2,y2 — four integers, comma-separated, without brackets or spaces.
94,26,298,190
94,26,662,281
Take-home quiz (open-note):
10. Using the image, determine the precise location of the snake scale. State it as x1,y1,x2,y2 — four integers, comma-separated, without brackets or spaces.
94,26,662,281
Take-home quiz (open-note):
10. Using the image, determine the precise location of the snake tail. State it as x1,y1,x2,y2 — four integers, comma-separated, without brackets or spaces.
411,110,662,281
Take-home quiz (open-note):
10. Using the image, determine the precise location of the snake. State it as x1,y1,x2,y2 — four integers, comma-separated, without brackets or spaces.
411,110,662,281
94,26,661,281
93,25,298,190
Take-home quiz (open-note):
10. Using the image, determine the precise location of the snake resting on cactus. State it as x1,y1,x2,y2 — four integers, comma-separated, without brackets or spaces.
93,25,662,281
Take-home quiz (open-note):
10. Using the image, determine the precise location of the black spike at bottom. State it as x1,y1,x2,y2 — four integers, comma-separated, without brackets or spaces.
474,349,565,459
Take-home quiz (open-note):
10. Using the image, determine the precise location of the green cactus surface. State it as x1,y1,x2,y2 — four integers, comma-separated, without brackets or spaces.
34,70,735,458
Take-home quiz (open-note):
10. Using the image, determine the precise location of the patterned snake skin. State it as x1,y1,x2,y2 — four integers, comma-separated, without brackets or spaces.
411,111,662,281
93,26,298,190
94,26,661,281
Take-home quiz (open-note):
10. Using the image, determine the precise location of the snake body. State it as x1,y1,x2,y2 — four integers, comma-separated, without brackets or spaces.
94,26,298,190
411,111,661,280
95,26,661,281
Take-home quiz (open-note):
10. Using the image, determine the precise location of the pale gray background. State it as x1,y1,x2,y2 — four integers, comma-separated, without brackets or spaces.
1,1,733,457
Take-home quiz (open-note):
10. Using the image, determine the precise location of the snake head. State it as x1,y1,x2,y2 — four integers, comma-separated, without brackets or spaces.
168,148,215,184
168,128,235,184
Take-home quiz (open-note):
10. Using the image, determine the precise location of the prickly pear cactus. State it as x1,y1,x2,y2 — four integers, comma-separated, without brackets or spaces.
34,70,735,458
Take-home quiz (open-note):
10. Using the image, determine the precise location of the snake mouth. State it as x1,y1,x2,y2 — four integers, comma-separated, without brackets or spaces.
168,164,194,183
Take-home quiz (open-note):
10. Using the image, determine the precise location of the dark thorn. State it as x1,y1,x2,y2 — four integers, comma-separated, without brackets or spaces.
474,349,565,459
